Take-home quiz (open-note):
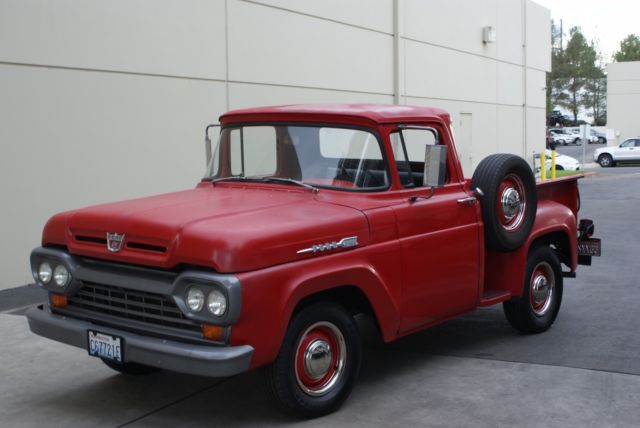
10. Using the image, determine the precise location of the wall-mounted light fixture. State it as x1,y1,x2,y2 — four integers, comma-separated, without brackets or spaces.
483,26,496,44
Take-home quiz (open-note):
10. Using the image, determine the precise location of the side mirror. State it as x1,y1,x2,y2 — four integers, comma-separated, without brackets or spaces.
423,145,447,188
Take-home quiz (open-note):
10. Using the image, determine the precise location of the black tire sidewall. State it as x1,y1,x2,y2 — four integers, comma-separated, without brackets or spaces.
598,154,612,167
268,302,361,418
471,154,537,252
504,245,563,333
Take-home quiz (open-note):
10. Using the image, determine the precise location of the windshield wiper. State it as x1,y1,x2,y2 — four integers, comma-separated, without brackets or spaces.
260,177,319,193
209,176,319,193
208,176,253,184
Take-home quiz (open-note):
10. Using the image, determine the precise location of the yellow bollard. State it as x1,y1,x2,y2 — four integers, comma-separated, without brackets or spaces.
540,150,546,181
551,149,556,179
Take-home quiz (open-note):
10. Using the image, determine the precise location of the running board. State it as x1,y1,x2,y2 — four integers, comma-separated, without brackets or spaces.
479,290,511,307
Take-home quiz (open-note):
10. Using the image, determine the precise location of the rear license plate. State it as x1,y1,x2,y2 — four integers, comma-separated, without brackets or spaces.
87,330,123,363
578,238,601,257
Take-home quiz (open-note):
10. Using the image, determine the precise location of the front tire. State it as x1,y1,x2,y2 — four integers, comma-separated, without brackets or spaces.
265,302,361,418
503,245,563,334
598,154,613,168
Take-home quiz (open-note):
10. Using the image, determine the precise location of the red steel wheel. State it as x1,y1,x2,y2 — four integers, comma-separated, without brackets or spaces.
294,322,347,396
265,302,361,418
503,245,563,334
471,154,537,252
529,262,555,316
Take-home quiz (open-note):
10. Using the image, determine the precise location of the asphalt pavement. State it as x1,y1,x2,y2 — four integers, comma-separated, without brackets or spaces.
1,166,639,427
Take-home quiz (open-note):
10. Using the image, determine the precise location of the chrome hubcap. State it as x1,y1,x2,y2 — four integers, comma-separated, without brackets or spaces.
530,262,555,316
501,188,521,221
498,174,527,231
304,339,332,379
294,321,347,397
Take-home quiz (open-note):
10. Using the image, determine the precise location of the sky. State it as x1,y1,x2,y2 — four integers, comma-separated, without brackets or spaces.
533,0,638,62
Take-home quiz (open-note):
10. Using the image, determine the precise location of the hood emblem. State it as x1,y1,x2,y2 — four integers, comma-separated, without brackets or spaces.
106,232,126,253
297,236,358,255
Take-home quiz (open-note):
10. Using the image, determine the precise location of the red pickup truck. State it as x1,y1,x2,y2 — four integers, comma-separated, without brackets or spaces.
27,104,599,417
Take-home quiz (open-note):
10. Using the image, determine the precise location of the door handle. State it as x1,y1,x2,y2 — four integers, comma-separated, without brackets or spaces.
457,197,476,206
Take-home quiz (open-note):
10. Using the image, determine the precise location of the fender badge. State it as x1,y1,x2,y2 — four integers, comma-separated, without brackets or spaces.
106,232,126,253
297,236,358,255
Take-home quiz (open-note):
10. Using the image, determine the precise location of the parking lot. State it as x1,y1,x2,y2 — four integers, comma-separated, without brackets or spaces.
1,165,639,427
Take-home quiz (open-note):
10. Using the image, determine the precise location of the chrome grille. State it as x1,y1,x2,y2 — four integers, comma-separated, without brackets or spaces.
67,282,199,333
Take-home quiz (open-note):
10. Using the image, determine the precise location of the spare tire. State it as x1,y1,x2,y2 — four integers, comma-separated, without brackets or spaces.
471,154,537,252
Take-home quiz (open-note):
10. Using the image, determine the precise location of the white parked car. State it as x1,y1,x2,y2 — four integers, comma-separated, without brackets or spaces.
594,138,640,167
535,149,582,171
549,129,574,145
567,128,598,144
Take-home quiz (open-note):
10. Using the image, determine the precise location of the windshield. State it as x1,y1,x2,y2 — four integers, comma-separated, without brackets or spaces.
206,125,389,191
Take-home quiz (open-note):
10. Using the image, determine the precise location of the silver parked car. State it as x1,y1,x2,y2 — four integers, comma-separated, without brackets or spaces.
594,138,640,167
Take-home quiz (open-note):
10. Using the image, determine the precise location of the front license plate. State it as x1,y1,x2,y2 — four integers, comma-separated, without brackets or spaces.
87,330,123,363
578,238,601,257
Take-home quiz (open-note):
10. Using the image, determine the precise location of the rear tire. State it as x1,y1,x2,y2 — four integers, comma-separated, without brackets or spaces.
503,245,563,334
101,359,160,375
471,154,537,252
265,302,361,418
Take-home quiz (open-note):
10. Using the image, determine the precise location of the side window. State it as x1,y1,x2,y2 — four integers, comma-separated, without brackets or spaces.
635,139,640,147
230,127,277,176
391,128,442,188
620,139,635,148
402,129,437,162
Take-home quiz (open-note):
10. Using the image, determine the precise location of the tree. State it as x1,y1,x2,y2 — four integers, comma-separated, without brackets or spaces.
547,20,566,117
582,77,607,126
582,41,607,126
555,27,599,124
613,34,640,62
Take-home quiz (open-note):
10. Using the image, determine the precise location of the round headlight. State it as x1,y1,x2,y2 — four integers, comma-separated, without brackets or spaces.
53,264,71,287
207,290,227,316
187,287,205,312
38,262,53,284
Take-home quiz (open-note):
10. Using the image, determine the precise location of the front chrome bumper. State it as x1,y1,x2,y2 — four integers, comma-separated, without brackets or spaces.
26,305,254,377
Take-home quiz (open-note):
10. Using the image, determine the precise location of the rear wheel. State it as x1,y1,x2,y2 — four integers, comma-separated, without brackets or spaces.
101,359,159,375
503,245,563,334
598,154,613,168
265,302,361,418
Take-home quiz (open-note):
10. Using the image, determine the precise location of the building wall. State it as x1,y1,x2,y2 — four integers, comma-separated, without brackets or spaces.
607,61,640,143
0,0,550,289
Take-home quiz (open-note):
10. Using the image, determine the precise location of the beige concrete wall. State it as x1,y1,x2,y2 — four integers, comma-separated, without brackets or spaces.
608,61,640,143
0,0,550,289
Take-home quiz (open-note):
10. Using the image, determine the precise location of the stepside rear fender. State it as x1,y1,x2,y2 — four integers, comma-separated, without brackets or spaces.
484,200,577,298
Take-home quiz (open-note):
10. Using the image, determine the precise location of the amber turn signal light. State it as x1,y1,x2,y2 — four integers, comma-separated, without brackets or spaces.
51,294,68,308
201,324,225,341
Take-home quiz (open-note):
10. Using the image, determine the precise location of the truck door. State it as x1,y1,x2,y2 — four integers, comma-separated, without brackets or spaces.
389,127,481,333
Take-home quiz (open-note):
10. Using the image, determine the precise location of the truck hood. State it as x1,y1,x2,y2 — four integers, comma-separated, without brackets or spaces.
43,184,370,272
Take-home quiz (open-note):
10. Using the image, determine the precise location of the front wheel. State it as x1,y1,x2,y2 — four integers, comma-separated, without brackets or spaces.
503,245,563,334
265,302,361,418
598,154,614,168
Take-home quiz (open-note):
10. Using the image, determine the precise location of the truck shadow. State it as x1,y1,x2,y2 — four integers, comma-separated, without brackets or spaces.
31,307,525,426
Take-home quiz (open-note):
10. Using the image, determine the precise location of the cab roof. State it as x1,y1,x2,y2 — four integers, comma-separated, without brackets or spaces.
220,104,451,125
